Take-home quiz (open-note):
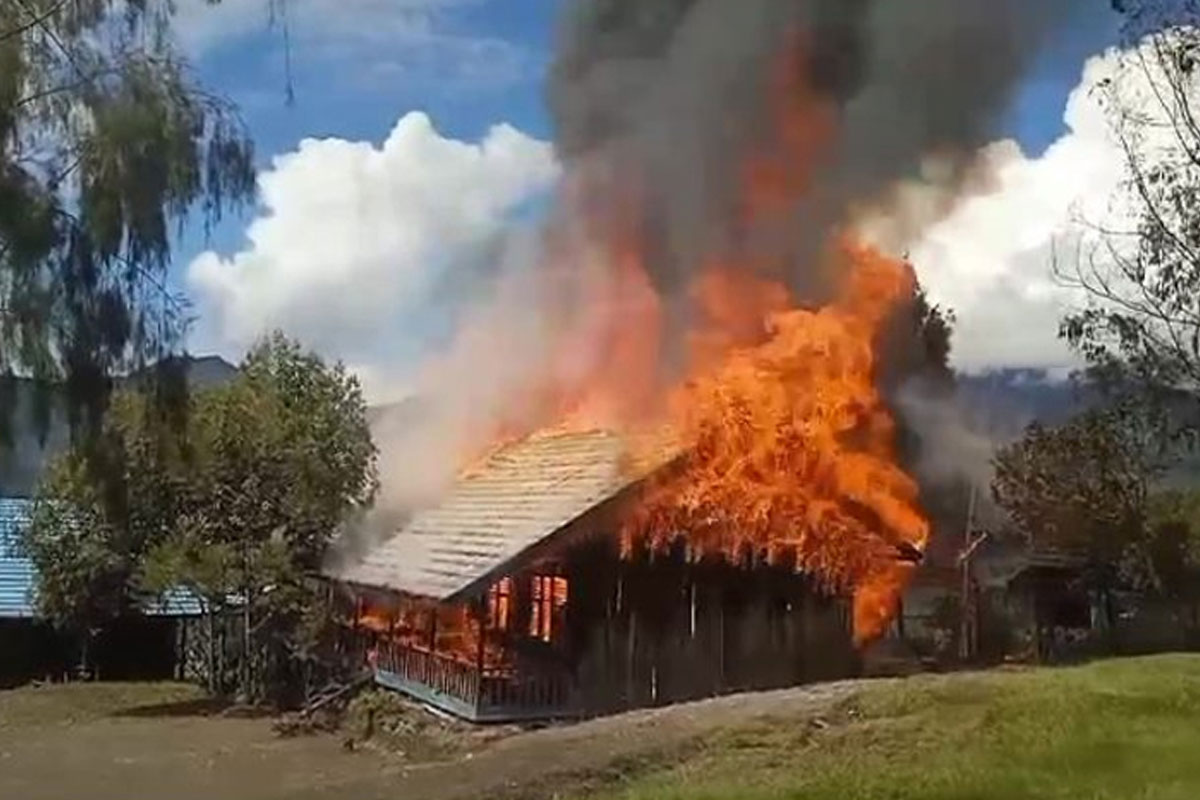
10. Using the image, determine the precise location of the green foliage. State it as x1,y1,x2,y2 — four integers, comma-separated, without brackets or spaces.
1057,26,1200,403
992,406,1154,562
910,286,956,383
26,333,378,700
225,332,380,571
991,406,1161,630
26,456,121,632
342,689,470,758
0,0,255,443
1138,489,1200,614
880,281,956,390
993,401,1200,638
24,389,185,632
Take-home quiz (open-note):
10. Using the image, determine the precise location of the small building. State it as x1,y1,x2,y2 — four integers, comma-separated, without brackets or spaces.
0,497,205,687
969,544,1094,662
328,429,861,723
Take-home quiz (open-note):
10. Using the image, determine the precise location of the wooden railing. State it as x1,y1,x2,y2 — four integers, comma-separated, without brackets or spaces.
478,670,572,720
378,643,481,705
375,640,575,721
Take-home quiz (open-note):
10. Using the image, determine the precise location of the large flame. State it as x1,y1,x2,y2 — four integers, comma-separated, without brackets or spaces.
623,244,929,644
459,39,930,644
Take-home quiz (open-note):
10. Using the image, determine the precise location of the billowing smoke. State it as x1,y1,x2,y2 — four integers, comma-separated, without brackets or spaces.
541,0,1093,553
549,0,1089,294
329,229,564,563
340,0,1094,560
895,379,997,492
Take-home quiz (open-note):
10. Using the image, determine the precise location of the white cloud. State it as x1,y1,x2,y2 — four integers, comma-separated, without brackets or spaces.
866,45,1141,374
187,112,560,400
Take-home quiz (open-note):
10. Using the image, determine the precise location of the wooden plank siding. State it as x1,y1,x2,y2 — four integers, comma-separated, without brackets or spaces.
354,532,859,723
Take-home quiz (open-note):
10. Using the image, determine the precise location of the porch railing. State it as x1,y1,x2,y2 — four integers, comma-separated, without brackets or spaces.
375,641,576,722
478,669,573,721
377,642,481,705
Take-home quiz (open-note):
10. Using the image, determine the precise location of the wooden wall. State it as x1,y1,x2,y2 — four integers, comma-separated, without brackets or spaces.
562,537,861,717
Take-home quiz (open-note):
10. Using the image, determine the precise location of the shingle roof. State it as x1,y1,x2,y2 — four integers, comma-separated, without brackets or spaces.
0,497,203,619
334,428,681,601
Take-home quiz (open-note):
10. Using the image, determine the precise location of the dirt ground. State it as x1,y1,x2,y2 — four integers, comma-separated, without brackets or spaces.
0,679,867,800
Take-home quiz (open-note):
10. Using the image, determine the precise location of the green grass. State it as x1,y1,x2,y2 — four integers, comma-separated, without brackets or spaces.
0,681,205,729
574,655,1200,800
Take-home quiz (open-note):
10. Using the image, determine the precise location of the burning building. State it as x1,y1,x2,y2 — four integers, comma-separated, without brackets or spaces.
329,243,930,721
330,428,866,722
329,0,1088,721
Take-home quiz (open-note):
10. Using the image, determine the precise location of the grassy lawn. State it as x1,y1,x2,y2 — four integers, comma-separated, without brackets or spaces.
0,680,208,729
574,654,1200,800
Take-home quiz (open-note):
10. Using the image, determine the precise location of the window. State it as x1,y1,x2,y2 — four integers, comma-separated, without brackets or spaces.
487,577,513,631
529,575,569,642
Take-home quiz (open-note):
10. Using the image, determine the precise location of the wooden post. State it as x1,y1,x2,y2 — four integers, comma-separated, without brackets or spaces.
476,602,486,669
474,601,486,708
718,577,726,689
626,609,637,707
689,579,698,640
206,603,217,694
959,486,977,662
175,619,186,681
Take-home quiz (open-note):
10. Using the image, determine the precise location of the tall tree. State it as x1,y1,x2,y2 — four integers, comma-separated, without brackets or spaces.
28,334,378,698
0,0,254,444
991,406,1160,632
25,387,189,669
1137,488,1200,632
1057,19,1200,400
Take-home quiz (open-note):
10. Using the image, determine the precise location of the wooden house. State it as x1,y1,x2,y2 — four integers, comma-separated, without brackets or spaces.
327,429,861,723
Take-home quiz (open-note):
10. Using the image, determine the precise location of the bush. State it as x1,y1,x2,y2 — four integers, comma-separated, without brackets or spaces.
341,689,470,759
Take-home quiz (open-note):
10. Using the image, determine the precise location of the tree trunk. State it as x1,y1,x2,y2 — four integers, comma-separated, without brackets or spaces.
78,629,92,681
1101,585,1119,654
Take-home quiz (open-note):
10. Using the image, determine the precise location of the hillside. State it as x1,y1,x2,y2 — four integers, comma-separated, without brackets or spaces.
954,368,1093,438
0,356,239,497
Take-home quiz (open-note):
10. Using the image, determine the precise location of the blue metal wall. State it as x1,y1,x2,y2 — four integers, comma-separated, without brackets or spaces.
0,498,36,617
0,497,202,619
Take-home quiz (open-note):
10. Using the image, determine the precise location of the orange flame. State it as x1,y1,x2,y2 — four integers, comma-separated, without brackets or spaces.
458,37,930,645
623,243,928,643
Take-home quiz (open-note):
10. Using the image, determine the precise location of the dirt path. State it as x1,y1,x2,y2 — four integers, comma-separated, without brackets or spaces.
0,710,386,800
289,680,870,800
0,679,871,800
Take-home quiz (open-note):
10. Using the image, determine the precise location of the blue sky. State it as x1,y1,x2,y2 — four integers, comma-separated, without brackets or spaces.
176,0,563,264
177,1,1121,267
1007,7,1125,154
171,1,1129,389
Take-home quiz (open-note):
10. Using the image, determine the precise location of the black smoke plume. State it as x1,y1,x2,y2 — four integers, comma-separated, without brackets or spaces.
548,0,1091,296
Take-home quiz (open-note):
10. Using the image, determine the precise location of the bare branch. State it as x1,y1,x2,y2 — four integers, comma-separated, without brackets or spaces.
0,0,66,43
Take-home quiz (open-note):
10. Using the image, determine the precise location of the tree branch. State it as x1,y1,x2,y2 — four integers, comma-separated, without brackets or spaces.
0,0,66,43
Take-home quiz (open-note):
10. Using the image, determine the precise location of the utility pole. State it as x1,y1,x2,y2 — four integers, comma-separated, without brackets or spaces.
959,486,977,662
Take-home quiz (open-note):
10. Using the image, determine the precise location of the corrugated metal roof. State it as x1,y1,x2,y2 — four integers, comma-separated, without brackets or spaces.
144,587,205,617
335,428,681,601
973,544,1086,589
0,497,203,619
0,498,37,617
